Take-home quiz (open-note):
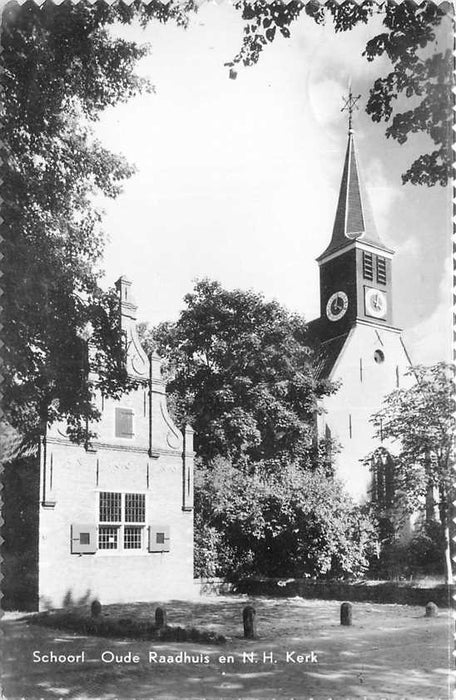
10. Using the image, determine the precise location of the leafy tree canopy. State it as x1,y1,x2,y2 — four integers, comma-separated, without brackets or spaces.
139,279,366,581
194,458,376,579
1,0,191,441
371,363,454,509
368,362,455,582
228,0,451,185
2,0,448,443
140,278,335,465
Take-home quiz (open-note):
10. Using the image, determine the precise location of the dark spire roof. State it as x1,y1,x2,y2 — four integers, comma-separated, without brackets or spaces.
317,130,392,261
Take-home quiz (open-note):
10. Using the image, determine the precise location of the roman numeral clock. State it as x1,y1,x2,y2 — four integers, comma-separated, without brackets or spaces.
326,291,349,322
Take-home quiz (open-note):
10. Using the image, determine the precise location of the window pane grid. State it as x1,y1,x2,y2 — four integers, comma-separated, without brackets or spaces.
124,526,142,549
99,526,118,549
98,492,146,552
125,493,145,522
99,492,121,522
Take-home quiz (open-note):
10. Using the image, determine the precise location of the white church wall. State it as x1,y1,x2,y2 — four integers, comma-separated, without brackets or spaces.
319,323,413,502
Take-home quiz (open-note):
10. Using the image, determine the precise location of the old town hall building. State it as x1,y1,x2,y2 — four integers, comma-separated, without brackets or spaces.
2,277,194,611
308,122,412,501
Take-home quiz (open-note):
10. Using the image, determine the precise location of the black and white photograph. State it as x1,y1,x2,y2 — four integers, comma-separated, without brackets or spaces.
1,0,453,697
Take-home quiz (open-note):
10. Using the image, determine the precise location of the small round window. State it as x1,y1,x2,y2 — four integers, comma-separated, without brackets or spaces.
374,349,385,364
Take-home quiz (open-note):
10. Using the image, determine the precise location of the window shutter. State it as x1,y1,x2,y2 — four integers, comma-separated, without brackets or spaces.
362,252,373,280
71,524,97,554
148,525,170,553
115,408,134,438
376,257,387,284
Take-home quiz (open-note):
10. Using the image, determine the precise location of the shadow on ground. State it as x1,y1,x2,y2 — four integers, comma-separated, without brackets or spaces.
1,596,452,699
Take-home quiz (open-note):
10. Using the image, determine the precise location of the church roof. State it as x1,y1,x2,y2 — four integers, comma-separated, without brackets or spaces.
311,331,350,380
317,130,392,261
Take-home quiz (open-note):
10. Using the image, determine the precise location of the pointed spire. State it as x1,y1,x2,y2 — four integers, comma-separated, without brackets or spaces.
317,93,391,261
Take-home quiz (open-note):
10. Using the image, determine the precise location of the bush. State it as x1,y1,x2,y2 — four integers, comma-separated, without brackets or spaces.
368,521,445,580
407,521,444,576
195,459,377,580
194,521,227,578
29,609,226,644
369,541,411,580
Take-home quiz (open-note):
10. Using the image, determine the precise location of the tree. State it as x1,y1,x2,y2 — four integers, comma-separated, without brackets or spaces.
140,278,336,465
139,279,377,580
227,0,451,186
194,458,376,579
369,363,454,583
3,0,448,444
1,0,191,442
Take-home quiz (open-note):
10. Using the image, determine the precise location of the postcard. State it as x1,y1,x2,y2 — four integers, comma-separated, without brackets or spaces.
1,0,453,698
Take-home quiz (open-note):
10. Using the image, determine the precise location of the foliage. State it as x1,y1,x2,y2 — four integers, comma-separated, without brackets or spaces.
371,363,454,514
194,518,235,580
2,1,448,442
228,0,451,185
369,363,454,582
140,279,357,581
363,3,451,186
1,1,192,441
30,609,226,644
407,520,445,576
140,279,335,465
194,458,377,579
368,520,445,580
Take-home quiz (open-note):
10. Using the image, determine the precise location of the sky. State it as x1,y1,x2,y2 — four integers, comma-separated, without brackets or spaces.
94,3,452,365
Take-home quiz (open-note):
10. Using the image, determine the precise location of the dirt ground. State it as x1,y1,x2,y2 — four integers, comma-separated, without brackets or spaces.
1,595,452,699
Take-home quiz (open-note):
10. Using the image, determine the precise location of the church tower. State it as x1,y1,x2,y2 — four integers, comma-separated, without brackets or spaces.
317,128,395,339
309,94,412,501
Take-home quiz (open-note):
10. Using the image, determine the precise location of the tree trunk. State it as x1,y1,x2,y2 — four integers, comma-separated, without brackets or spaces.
425,478,435,522
439,488,453,585
442,519,452,585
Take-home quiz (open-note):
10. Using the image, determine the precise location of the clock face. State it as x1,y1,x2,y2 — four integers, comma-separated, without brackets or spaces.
365,287,387,319
326,291,349,322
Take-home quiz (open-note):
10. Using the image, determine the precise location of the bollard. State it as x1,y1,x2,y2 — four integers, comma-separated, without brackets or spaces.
340,602,352,626
425,602,438,618
155,606,167,628
91,600,102,618
243,605,256,639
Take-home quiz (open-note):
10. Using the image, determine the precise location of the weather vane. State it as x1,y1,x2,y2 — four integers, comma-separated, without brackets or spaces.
341,88,361,132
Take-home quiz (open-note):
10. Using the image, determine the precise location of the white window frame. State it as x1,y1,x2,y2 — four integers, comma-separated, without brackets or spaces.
97,491,147,555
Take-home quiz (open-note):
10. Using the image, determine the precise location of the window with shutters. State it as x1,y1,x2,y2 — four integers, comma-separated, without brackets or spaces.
115,408,134,438
98,491,145,552
376,256,387,284
362,251,373,280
